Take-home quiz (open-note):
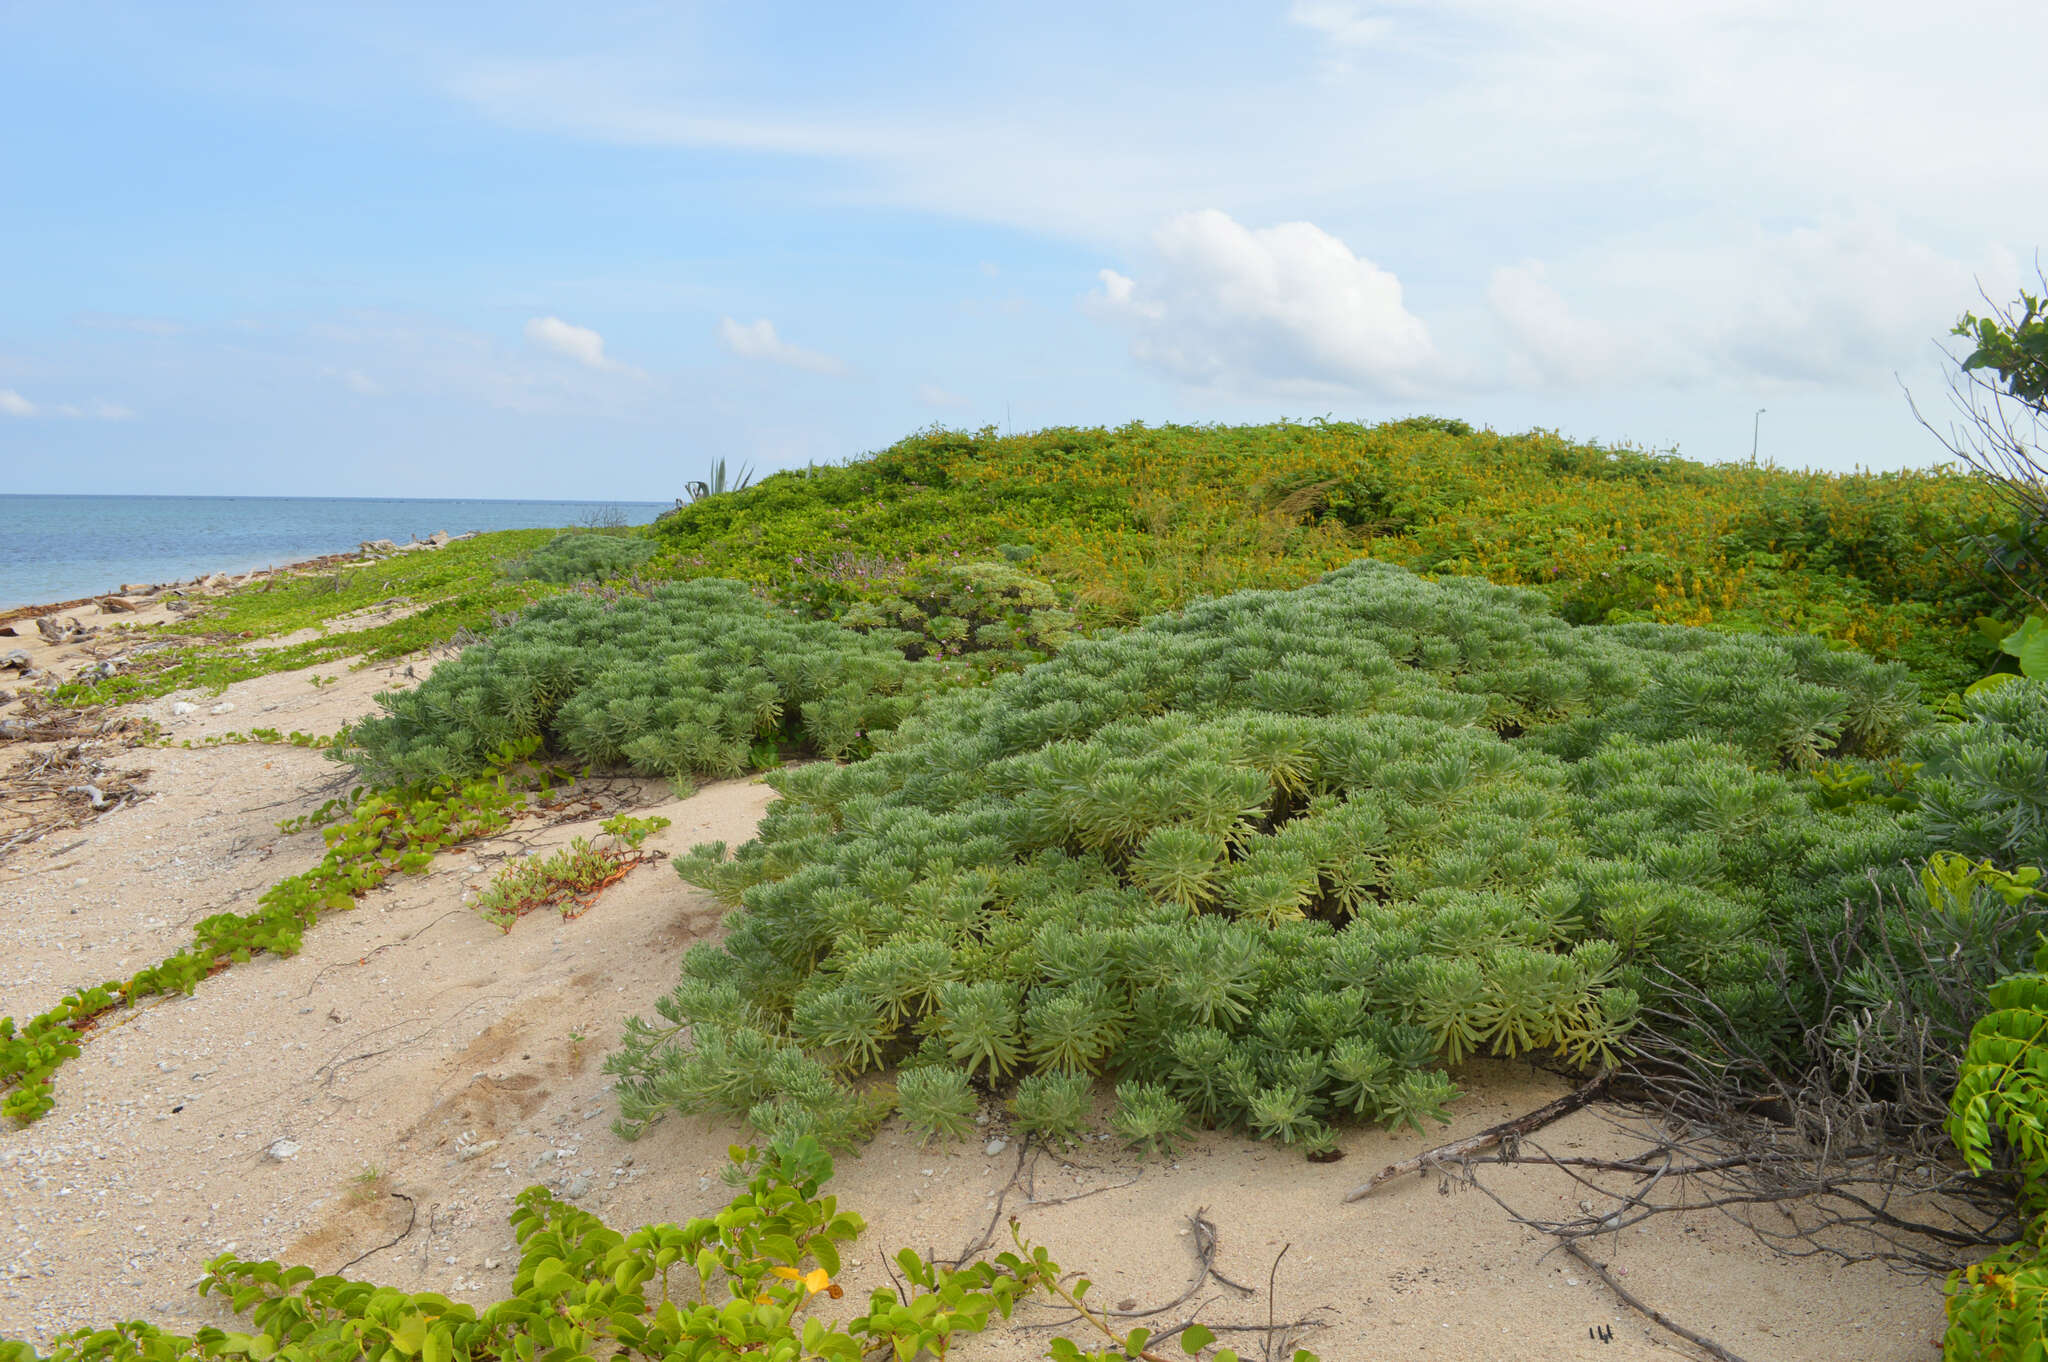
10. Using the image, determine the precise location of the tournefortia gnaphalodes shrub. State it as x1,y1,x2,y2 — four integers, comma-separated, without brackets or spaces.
608,562,1935,1155
0,1138,1312,1362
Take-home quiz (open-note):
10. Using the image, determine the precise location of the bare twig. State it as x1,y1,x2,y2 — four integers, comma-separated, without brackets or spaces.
1560,1240,1754,1362
1343,1071,1608,1201
336,1192,418,1275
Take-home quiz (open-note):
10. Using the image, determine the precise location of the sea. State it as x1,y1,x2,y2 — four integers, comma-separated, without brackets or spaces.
0,494,670,610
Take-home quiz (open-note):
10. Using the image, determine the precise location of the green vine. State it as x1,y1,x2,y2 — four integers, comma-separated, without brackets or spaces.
1944,914,2048,1358
0,1139,1313,1362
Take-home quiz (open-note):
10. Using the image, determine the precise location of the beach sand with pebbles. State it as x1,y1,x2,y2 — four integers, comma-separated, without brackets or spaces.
0,568,1950,1360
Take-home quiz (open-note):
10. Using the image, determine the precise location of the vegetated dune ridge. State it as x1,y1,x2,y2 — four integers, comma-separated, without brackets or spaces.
0,614,1944,1359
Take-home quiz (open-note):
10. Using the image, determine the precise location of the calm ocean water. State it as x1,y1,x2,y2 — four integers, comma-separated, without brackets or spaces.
0,495,668,609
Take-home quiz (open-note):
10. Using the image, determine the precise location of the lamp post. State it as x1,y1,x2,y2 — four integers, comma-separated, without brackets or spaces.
1751,408,1766,462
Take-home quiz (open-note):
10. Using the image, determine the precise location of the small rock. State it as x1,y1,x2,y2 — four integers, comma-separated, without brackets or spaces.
1118,1297,1139,1311
559,1173,593,1200
264,1139,300,1162
984,1138,1007,1157
171,701,196,716
210,701,236,715
1,650,30,671
457,1140,500,1162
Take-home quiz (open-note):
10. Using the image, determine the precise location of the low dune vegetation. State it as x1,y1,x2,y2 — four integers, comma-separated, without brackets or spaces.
8,398,2048,1359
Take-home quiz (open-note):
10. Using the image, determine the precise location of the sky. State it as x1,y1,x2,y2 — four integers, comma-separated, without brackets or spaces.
3,1,2045,498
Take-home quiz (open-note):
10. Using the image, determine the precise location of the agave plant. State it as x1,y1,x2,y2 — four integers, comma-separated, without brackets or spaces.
683,457,757,503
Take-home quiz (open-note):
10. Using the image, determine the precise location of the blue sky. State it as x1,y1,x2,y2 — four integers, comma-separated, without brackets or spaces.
3,1,2044,497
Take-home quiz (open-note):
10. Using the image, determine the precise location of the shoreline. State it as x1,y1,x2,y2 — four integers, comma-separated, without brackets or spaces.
0,534,479,731
0,529,487,619
0,551,356,627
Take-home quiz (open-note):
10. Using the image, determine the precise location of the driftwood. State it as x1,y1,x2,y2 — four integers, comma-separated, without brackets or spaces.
1342,1071,1607,1202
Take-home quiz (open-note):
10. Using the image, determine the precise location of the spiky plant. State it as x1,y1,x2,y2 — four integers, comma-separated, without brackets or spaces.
895,1066,977,1145
1130,824,1225,910
1110,1081,1191,1156
932,981,1024,1081
1023,983,1125,1075
1008,1072,1094,1146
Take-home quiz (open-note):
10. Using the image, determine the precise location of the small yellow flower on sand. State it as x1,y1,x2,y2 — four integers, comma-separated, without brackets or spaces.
769,1266,839,1297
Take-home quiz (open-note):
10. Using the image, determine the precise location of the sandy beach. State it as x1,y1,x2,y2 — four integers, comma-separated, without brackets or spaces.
0,564,1952,1360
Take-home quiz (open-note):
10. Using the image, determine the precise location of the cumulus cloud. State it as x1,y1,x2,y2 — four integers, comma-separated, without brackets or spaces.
1088,209,1444,397
0,388,36,417
524,315,636,373
716,317,849,376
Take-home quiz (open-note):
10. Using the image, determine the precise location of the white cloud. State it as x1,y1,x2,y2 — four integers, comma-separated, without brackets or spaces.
1486,218,2006,392
916,383,969,408
1089,210,1443,397
320,366,383,395
309,311,664,417
77,314,185,336
1,389,135,419
716,317,848,377
524,315,636,373
1288,2,1393,48
1487,262,1636,389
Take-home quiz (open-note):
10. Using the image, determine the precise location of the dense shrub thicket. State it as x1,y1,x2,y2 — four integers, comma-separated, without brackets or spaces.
506,531,657,583
652,420,2025,692
606,563,1932,1151
340,580,947,786
1909,678,2048,869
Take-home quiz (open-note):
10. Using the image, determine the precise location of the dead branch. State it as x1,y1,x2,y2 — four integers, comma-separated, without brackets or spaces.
336,1192,418,1276
1560,1240,1754,1362
1343,1071,1608,1201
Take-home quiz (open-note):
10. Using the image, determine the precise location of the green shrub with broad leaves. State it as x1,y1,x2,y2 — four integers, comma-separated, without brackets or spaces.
651,420,2028,694
506,530,657,584
340,580,955,786
607,562,1932,1153
0,1138,1298,1362
1943,944,2048,1358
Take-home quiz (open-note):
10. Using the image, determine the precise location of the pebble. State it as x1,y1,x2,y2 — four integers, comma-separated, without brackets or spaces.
170,701,196,716
984,1138,1007,1156
263,1139,299,1162
209,702,235,715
